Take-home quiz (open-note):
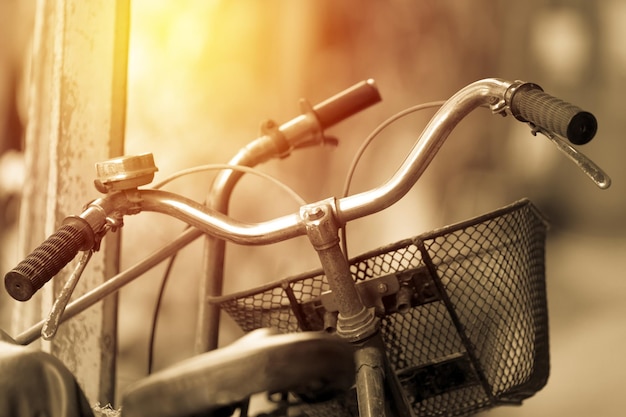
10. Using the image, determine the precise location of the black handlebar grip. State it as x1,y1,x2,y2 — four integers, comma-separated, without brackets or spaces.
510,83,597,145
4,217,94,301
313,79,382,129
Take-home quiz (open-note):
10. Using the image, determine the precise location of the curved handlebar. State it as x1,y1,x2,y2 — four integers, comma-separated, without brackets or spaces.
4,78,601,302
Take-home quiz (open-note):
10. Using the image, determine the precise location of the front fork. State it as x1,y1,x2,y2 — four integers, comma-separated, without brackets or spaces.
301,201,413,417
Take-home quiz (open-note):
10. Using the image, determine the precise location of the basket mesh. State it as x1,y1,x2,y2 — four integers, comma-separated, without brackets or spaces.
212,200,550,416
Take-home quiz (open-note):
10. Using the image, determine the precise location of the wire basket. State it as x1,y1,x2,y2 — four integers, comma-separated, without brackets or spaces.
211,199,550,417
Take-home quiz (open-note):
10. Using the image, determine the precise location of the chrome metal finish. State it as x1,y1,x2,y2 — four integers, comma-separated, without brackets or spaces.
129,80,517,245
137,189,305,245
41,250,93,340
542,130,611,189
336,78,514,224
81,79,519,248
54,77,608,252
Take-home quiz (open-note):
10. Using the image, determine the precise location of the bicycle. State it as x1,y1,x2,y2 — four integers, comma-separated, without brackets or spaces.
2,78,610,417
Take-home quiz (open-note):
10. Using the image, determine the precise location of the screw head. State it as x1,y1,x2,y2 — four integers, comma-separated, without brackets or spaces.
305,206,325,220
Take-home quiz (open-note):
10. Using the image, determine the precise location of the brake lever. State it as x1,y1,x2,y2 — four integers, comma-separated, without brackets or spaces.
529,124,611,190
41,250,93,340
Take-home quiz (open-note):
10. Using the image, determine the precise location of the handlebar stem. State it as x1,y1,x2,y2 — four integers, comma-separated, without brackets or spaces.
301,201,378,341
196,81,380,352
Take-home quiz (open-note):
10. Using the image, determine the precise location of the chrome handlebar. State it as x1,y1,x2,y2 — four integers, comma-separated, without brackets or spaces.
76,78,609,243
4,77,608,308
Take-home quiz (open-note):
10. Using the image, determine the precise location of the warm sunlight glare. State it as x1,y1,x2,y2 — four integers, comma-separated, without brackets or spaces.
126,1,298,173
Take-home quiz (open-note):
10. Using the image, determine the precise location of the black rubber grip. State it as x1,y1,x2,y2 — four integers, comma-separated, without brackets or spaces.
4,217,94,301
510,83,597,145
313,79,382,129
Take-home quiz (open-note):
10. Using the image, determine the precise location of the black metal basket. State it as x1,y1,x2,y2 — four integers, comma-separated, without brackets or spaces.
211,199,550,416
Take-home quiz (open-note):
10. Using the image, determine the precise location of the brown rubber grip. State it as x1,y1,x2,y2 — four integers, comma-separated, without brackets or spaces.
313,79,382,129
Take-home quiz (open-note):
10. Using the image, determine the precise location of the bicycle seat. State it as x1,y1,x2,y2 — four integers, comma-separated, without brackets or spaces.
121,328,355,417
0,329,94,417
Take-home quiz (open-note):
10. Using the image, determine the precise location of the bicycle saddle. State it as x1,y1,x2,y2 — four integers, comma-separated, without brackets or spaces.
121,328,355,417
0,329,94,417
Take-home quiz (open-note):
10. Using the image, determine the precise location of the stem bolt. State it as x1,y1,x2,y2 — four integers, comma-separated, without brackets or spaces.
305,206,325,220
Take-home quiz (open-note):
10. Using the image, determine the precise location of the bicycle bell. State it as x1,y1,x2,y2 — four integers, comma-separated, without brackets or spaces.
94,153,158,192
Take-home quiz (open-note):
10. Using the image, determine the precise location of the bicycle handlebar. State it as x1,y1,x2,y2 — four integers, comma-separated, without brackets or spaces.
4,81,382,303
4,78,601,303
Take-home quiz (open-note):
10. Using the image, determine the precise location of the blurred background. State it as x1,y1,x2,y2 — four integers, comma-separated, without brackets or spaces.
1,0,624,415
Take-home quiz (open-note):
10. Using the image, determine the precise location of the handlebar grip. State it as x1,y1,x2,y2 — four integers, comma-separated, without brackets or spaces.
4,217,94,301
313,79,382,129
509,83,597,145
